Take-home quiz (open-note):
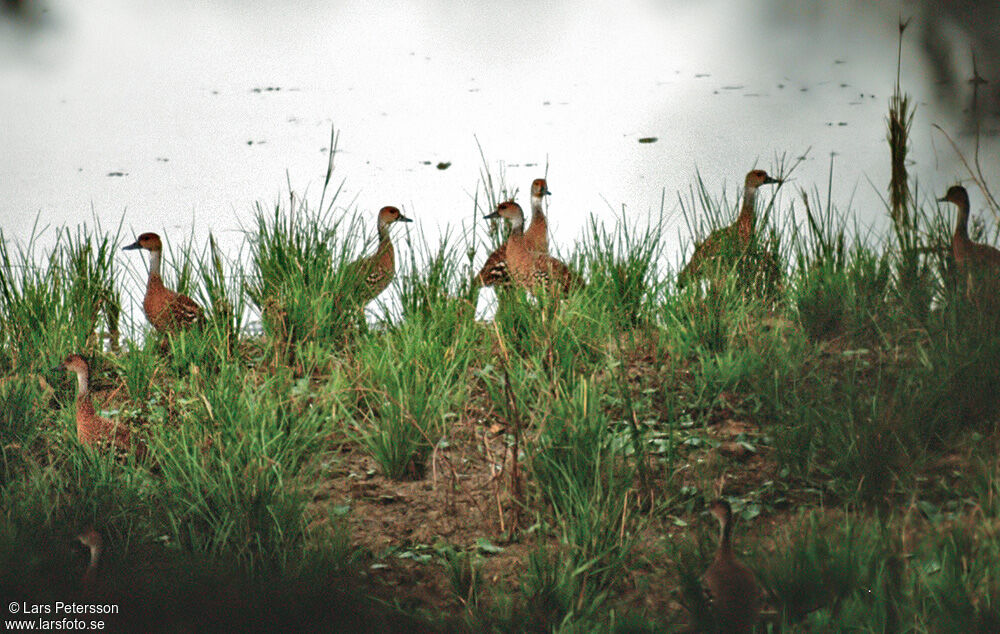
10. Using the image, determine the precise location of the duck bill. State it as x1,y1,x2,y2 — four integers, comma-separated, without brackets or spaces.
764,176,781,185
122,240,142,251
936,196,948,203
483,211,501,220
397,214,413,223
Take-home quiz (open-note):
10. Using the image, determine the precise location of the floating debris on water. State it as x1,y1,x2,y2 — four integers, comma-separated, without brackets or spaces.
637,137,658,144
251,86,281,93
436,162,451,170
106,171,127,177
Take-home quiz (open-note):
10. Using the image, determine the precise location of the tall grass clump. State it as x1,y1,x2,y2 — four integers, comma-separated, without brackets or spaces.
0,223,121,373
154,363,327,570
396,225,476,330
792,244,892,343
916,529,1000,632
247,195,367,360
196,235,250,357
350,315,477,480
521,378,638,624
789,163,892,342
664,270,759,357
758,514,902,630
0,378,45,486
579,207,665,329
909,293,1000,438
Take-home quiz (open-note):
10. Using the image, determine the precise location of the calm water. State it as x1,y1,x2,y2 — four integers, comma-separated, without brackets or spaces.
2,0,998,317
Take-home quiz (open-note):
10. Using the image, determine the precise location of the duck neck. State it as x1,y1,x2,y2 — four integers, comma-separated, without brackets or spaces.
507,215,526,246
954,200,970,242
377,221,393,252
529,194,548,228
82,542,100,585
75,368,89,398
717,516,734,557
737,186,758,243
148,249,162,279
74,368,95,419
87,544,101,572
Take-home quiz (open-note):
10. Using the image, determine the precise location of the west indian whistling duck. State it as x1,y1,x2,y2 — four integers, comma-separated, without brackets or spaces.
938,185,1000,302
678,170,780,288
53,354,140,457
342,206,412,304
475,178,552,288
122,233,204,333
483,201,583,294
702,499,761,633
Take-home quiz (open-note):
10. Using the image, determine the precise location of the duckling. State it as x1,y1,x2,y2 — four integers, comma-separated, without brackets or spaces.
679,170,780,287
122,233,204,334
475,178,551,288
483,201,583,294
53,354,138,456
342,206,412,304
702,499,761,633
938,185,1000,299
76,528,103,588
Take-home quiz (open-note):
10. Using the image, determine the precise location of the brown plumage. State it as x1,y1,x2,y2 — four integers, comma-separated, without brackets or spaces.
475,178,551,287
702,499,761,633
939,185,1000,300
53,354,139,456
122,232,204,333
483,201,583,294
342,206,412,304
678,169,780,287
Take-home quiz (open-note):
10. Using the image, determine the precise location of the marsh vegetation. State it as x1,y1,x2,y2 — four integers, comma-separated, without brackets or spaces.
2,61,1000,632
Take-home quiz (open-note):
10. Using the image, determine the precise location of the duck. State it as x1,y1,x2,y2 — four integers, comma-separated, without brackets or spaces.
702,498,761,633
483,201,583,294
678,169,780,288
475,178,551,288
938,185,1000,299
53,354,140,456
342,205,412,304
122,232,205,333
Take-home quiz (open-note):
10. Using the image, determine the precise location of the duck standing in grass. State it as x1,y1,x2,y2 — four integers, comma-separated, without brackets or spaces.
122,232,204,333
475,178,552,288
702,499,761,633
483,201,583,294
678,169,780,288
938,185,1000,302
342,205,412,305
53,354,141,457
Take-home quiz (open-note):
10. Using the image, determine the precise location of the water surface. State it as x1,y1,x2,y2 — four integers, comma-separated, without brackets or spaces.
2,0,997,313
